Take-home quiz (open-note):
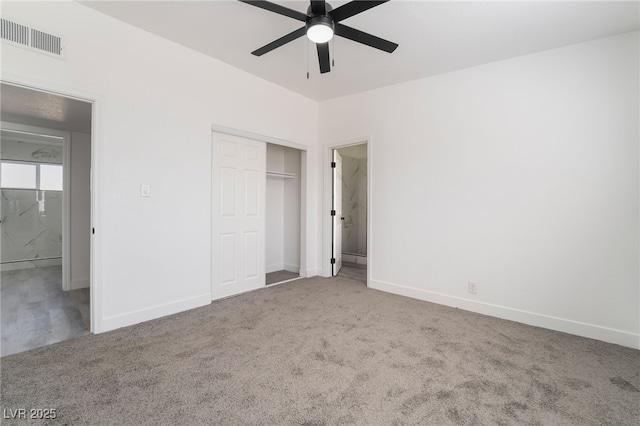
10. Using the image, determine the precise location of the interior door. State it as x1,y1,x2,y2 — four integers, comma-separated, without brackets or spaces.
332,149,343,276
212,132,266,300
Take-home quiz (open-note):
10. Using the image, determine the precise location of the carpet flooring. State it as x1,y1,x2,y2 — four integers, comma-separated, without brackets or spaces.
1,276,638,425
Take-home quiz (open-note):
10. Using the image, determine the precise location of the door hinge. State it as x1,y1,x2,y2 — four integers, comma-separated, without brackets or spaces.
331,210,336,216
331,258,336,264
92,228,95,235
331,161,336,168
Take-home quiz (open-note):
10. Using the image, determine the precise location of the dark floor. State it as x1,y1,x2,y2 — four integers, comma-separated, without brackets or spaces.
266,270,300,285
1,266,90,357
337,261,367,284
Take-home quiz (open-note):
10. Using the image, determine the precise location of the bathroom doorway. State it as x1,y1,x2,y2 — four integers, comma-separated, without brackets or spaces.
332,143,367,284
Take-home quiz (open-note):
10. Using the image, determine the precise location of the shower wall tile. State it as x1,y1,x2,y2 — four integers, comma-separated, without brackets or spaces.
1,189,63,270
1,140,63,164
341,156,367,256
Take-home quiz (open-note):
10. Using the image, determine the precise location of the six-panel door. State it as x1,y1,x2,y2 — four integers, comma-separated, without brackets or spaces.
212,132,266,300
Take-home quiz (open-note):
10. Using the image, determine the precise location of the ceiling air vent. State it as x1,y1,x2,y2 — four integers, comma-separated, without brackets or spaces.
1,18,29,46
1,18,65,59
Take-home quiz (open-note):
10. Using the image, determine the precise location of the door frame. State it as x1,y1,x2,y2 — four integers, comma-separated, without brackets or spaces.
1,75,104,333
0,122,71,290
322,137,371,285
210,124,308,299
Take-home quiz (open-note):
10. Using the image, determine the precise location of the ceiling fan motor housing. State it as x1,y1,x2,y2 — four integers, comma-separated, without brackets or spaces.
307,3,333,16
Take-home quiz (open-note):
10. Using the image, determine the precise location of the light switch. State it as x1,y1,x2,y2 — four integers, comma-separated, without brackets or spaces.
140,184,151,197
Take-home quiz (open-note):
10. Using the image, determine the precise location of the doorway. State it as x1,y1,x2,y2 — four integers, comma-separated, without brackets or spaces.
326,141,369,285
0,83,92,356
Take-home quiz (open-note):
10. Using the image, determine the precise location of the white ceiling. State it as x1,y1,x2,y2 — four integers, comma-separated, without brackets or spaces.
1,83,92,134
82,1,639,101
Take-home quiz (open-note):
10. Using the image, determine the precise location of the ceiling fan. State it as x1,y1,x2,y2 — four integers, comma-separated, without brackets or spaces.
239,0,398,74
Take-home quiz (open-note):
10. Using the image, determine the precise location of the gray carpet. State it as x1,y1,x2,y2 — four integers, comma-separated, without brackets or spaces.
1,276,638,425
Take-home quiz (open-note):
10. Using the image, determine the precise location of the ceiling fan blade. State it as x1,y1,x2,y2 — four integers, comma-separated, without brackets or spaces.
329,0,389,22
317,43,330,73
238,0,307,22
251,27,306,56
335,24,398,53
310,0,326,16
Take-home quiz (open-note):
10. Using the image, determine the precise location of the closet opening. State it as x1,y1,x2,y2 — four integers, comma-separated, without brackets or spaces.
211,128,308,299
266,143,303,286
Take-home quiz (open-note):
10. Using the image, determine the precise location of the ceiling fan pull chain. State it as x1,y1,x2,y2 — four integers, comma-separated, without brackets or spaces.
332,36,335,67
307,38,310,79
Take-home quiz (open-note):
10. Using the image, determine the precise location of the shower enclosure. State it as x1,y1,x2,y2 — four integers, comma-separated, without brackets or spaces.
0,129,64,271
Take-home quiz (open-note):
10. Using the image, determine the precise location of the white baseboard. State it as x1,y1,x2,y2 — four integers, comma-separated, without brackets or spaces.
101,293,211,333
342,254,367,265
305,268,321,277
0,258,62,272
70,278,89,290
370,278,640,350
267,263,300,274
266,263,283,274
283,263,300,273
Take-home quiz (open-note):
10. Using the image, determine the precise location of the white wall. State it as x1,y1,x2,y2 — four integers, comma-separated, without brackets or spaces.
0,1,319,331
70,132,91,289
283,147,301,272
319,32,640,348
266,145,285,273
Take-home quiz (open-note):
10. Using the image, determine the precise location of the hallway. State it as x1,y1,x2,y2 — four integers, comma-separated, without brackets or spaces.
1,266,89,356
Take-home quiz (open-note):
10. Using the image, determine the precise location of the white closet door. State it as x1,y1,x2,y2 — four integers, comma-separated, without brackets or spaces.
212,132,265,300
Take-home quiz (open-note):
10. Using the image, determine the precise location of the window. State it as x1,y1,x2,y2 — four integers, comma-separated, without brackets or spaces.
0,162,37,189
40,164,63,191
0,161,63,190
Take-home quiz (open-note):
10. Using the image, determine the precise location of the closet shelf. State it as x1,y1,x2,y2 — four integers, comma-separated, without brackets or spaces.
266,171,296,179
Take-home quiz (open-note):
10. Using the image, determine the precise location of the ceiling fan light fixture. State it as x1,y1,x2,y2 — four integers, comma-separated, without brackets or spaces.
242,0,399,74
306,16,334,43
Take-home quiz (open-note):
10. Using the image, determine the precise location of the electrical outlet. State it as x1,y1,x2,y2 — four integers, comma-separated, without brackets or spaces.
468,281,478,294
